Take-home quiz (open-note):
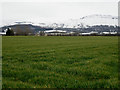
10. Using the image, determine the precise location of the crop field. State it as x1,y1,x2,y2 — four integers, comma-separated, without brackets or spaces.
2,36,118,88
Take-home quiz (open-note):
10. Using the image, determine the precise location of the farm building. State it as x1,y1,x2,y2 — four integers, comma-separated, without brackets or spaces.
44,30,67,36
90,31,99,35
80,33,91,35
100,32,110,35
109,32,117,35
99,31,118,35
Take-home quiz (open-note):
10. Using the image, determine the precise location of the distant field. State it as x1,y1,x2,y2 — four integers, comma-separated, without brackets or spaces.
2,36,118,88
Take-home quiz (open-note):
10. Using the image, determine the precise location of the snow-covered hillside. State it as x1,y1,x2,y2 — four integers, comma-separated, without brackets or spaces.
39,14,118,28
3,14,118,28
79,14,118,26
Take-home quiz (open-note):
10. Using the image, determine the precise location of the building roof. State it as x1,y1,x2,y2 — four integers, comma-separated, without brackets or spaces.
90,31,98,34
81,33,91,35
45,30,66,33
102,32,110,34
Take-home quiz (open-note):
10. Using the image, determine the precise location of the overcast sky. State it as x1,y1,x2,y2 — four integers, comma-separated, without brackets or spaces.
0,0,118,26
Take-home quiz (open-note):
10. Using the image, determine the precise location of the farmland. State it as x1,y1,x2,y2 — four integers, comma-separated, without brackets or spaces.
2,36,118,88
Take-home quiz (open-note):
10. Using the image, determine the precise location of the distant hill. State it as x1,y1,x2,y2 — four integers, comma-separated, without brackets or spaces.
0,14,118,34
0,24,53,33
46,14,118,28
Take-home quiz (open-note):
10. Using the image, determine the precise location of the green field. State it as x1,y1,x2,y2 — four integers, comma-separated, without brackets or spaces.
2,36,118,88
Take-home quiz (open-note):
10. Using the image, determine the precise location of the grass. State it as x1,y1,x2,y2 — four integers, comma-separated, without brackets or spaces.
2,36,118,88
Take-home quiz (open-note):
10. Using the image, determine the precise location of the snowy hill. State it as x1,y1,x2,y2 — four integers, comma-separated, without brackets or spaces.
43,14,118,28
1,14,118,29
79,14,118,26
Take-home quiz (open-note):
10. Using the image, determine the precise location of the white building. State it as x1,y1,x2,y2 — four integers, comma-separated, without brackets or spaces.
100,31,117,35
90,31,98,34
44,30,67,36
80,33,91,35
110,32,117,35
101,32,110,35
